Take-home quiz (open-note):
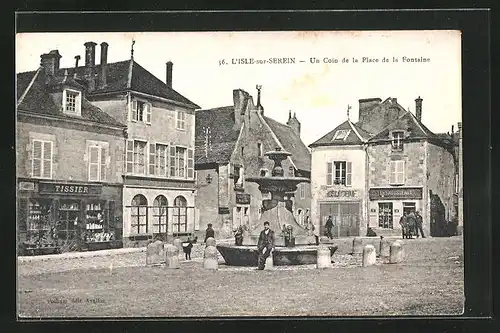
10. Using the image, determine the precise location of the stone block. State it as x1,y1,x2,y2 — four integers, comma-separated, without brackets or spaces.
389,242,404,263
316,245,332,269
146,240,164,266
173,238,183,259
204,245,218,270
351,237,363,254
205,237,216,247
164,244,179,269
379,238,391,257
362,244,376,267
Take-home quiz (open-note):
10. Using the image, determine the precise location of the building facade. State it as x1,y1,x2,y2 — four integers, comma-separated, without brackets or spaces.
194,88,311,240
16,50,127,255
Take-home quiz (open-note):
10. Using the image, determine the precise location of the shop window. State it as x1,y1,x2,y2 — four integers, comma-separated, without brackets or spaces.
84,201,113,242
326,161,352,186
173,196,187,232
391,131,404,151
57,200,80,242
153,195,168,237
131,195,148,234
32,139,53,179
25,199,55,246
390,160,405,185
378,203,393,229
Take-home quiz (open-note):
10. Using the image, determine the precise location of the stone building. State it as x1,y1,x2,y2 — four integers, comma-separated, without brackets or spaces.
194,88,311,239
310,96,459,237
16,49,127,255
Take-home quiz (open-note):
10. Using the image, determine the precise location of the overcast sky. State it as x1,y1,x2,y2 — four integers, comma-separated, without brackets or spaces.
16,31,462,146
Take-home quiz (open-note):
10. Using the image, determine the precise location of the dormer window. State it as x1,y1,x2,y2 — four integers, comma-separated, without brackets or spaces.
63,89,81,116
332,129,350,141
391,131,404,151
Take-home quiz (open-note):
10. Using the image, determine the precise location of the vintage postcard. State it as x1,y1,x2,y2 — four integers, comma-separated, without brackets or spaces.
16,30,463,317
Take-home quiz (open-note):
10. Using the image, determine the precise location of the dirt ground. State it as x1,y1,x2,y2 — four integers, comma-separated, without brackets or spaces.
17,236,464,317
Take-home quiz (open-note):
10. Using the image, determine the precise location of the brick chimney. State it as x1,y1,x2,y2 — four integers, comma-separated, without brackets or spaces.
415,96,423,121
84,42,97,91
99,42,108,89
40,50,62,79
166,61,173,88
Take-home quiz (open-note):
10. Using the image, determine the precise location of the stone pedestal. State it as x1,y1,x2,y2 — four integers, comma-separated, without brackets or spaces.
165,244,180,269
389,241,404,263
204,245,219,270
351,237,363,254
362,244,376,267
146,240,164,266
173,238,183,259
379,238,391,257
205,237,216,247
316,245,332,269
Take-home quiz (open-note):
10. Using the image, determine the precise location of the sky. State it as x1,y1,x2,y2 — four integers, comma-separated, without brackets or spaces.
16,31,462,147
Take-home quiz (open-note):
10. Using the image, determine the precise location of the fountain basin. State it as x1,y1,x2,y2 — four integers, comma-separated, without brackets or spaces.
216,244,339,266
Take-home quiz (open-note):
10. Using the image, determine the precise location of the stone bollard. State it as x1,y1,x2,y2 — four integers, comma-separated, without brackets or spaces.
362,244,377,267
379,238,391,257
173,238,183,259
316,245,332,269
389,241,404,263
265,250,274,270
205,237,216,247
164,244,180,269
203,245,219,270
351,237,363,254
146,240,165,266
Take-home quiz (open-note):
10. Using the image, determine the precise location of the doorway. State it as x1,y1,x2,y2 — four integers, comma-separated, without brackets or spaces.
403,202,416,216
319,202,360,237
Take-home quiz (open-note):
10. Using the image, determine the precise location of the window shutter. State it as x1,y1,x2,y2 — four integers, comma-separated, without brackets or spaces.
390,161,396,184
149,143,156,175
89,145,99,181
346,161,352,186
42,141,52,178
131,100,138,122
326,162,332,186
100,147,107,181
32,140,42,177
145,103,152,124
169,146,177,177
126,140,134,173
187,148,194,179
397,160,405,184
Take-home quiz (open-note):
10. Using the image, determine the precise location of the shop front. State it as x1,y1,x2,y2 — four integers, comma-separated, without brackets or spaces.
368,187,424,230
17,179,123,256
317,188,364,237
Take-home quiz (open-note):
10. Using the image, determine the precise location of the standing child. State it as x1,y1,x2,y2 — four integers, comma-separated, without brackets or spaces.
182,237,194,260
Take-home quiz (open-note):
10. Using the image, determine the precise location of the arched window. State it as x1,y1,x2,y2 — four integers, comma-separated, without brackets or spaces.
153,195,168,237
173,196,187,232
131,194,148,234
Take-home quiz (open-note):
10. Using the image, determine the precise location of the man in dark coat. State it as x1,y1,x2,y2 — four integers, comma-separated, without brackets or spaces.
204,223,215,243
406,211,416,239
399,212,408,239
257,221,275,270
415,211,425,238
325,216,334,239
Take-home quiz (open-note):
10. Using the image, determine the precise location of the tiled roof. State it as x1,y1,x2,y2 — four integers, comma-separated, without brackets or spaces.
263,116,311,171
194,106,241,164
60,60,200,109
16,69,126,128
309,120,367,147
369,111,437,141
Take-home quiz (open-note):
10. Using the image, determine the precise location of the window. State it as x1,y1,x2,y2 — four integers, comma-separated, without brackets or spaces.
173,196,187,232
332,129,351,141
63,89,81,116
326,161,352,186
155,144,168,176
299,183,306,199
257,143,263,157
378,203,393,228
176,111,186,130
391,131,404,151
130,195,148,234
169,146,194,178
152,195,168,237
131,100,151,124
88,145,107,181
241,146,244,156
32,140,53,179
133,141,147,174
390,160,405,185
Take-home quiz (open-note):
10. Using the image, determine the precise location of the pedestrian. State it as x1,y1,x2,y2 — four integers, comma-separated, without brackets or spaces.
257,221,275,270
325,216,334,239
204,223,215,243
234,226,244,246
399,212,408,239
182,237,193,260
406,211,416,239
415,211,425,238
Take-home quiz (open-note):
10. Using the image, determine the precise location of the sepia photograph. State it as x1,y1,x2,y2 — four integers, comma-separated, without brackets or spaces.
16,29,464,318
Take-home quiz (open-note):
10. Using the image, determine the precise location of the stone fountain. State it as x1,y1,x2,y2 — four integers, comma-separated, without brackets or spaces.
216,147,338,266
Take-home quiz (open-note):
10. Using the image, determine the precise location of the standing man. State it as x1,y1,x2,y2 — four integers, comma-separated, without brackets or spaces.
415,211,425,238
399,212,408,239
406,211,416,239
257,221,275,270
325,216,334,239
204,223,215,243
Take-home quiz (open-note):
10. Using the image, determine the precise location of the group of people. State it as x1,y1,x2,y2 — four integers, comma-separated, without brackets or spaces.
399,210,425,239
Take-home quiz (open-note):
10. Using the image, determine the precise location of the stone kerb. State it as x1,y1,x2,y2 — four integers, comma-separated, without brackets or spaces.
204,245,219,270
389,240,404,264
146,240,165,266
164,244,180,269
205,237,216,247
362,244,376,267
316,245,332,269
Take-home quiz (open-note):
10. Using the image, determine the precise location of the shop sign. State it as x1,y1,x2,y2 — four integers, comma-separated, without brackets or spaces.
218,207,230,215
369,187,423,200
18,181,35,191
39,182,102,195
327,189,357,198
236,193,251,205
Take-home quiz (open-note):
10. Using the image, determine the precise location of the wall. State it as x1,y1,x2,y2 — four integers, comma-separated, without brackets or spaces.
194,166,221,238
310,145,367,235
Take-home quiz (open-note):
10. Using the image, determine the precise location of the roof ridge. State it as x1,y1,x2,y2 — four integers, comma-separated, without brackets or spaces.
17,67,42,107
406,109,431,136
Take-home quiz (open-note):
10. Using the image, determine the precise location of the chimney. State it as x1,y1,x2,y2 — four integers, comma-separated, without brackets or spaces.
288,110,292,120
286,111,301,137
358,97,382,125
166,61,173,88
415,96,423,121
99,42,108,88
233,89,247,128
84,42,97,91
40,50,62,79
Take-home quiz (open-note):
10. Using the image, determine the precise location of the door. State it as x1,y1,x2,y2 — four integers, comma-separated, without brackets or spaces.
320,202,360,238
403,202,416,216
